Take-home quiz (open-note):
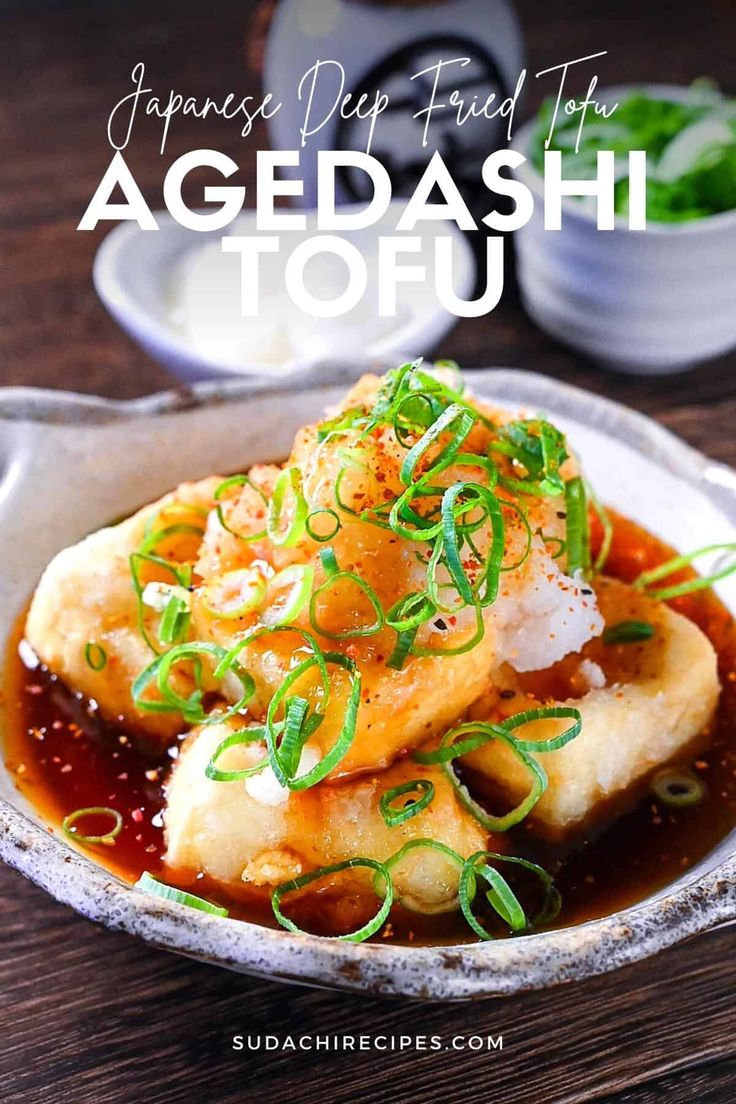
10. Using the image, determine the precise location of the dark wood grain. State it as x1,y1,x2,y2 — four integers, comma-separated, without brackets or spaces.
1,2,735,1103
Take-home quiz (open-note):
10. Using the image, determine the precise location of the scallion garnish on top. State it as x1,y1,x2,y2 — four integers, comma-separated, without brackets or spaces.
84,641,107,671
603,620,654,645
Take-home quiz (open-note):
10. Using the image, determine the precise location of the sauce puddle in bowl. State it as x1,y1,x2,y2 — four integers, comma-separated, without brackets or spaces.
3,512,736,944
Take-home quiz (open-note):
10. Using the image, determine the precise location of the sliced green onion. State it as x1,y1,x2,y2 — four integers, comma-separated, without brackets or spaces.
130,551,193,655
650,768,706,808
399,403,476,485
440,482,505,607
309,551,384,640
634,543,736,601
459,854,526,938
142,502,207,542
410,603,485,659
62,806,122,845
382,837,463,878
431,359,465,394
158,593,192,645
214,475,267,542
392,391,437,446
132,641,254,725
413,721,495,765
499,500,533,573
564,476,591,577
603,620,654,645
379,837,464,912
413,709,580,761
272,858,393,942
137,521,204,558
446,747,546,832
135,871,228,917
262,564,315,627
276,697,310,779
267,652,361,791
200,567,266,620
587,480,613,573
459,851,559,939
500,706,583,753
305,508,341,542
84,642,107,671
386,629,417,670
379,779,435,827
316,405,366,443
386,591,435,633
385,591,436,667
205,726,269,781
413,721,548,831
267,467,308,547
388,480,446,542
491,419,568,497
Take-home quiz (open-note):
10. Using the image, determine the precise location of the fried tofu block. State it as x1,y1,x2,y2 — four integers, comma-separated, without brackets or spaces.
188,373,601,777
465,578,719,837
164,720,489,913
25,478,221,739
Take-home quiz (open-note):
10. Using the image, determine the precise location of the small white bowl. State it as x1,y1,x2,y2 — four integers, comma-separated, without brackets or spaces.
512,85,736,374
93,202,475,383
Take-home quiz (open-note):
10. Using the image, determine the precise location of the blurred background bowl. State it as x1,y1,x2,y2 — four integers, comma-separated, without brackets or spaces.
93,201,475,384
512,84,736,375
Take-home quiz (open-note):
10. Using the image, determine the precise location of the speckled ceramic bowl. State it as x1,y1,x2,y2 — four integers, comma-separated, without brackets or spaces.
1,366,735,1000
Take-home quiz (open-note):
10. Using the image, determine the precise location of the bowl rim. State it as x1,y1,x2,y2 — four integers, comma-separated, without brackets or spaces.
512,81,736,236
1,365,736,1001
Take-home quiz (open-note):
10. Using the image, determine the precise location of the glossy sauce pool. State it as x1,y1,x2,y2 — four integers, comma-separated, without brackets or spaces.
3,512,736,943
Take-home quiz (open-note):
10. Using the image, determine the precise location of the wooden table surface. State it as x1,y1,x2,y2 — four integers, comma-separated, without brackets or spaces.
1,2,735,1102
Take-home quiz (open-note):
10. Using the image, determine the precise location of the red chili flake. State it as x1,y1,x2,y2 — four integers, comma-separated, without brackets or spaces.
131,808,144,824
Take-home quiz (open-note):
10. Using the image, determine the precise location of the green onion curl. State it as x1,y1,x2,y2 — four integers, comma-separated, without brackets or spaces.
379,779,435,827
135,872,228,917
271,858,393,943
634,543,736,601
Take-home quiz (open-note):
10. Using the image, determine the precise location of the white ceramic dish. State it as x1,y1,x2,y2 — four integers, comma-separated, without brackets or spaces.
512,85,736,374
1,366,735,999
93,204,475,382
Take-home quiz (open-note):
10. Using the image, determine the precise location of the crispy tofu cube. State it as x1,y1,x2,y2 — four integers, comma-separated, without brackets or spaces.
25,478,220,739
465,578,720,837
164,720,489,913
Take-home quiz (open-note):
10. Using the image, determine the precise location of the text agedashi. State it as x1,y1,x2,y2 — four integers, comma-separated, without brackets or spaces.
78,147,647,319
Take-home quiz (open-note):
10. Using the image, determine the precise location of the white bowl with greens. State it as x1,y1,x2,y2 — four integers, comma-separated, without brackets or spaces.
512,83,736,374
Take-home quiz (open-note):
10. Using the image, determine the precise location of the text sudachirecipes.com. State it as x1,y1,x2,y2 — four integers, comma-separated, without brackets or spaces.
232,1034,503,1053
